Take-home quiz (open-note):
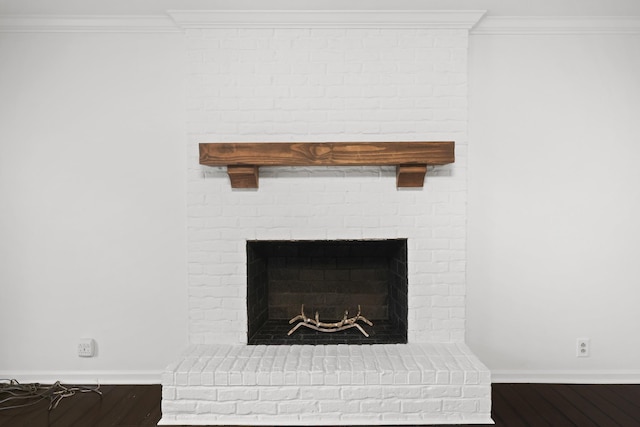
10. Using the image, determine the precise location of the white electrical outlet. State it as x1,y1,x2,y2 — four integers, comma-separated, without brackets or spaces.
78,338,95,357
577,338,590,357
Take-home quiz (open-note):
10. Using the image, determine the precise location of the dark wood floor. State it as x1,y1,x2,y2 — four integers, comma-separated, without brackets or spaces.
1,383,639,426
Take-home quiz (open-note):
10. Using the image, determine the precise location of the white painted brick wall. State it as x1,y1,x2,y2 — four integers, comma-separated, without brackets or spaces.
161,19,493,426
186,27,470,345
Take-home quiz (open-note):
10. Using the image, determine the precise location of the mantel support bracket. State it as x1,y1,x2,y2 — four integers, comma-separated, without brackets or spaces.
227,165,259,188
396,164,428,188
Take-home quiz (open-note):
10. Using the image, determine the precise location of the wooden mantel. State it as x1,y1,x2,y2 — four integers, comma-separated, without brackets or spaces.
199,141,454,189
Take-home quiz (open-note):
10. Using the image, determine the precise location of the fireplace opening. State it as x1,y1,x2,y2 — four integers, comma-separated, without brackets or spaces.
247,239,408,345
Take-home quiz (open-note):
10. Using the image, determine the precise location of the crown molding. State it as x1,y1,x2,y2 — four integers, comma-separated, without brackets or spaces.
166,10,487,30
0,14,179,33
0,10,486,32
3,12,638,34
472,16,640,35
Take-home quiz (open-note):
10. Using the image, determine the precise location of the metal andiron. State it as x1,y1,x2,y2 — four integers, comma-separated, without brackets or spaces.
287,304,373,337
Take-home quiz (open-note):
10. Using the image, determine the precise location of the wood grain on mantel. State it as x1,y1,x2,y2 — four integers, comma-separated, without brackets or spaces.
199,141,454,189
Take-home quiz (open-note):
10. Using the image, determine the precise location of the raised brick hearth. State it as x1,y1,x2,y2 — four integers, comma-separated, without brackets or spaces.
161,344,490,425
161,10,492,426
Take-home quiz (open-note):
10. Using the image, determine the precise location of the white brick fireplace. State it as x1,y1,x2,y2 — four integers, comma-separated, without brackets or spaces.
161,10,492,425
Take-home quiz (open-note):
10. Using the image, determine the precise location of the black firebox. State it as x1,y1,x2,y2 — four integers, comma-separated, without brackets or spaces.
246,239,408,345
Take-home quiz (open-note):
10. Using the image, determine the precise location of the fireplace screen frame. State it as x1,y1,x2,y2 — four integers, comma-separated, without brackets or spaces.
246,239,408,345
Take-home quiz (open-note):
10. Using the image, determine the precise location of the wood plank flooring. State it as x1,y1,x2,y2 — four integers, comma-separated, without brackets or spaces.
1,383,639,426
0,385,160,427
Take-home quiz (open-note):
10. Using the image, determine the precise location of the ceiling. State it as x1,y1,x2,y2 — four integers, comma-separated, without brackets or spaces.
1,0,640,16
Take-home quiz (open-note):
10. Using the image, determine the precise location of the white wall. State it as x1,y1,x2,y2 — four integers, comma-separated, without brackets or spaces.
2,18,640,383
0,32,188,382
467,32,640,380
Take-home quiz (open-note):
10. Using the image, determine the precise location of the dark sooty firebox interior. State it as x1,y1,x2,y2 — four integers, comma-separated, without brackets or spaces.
247,239,408,345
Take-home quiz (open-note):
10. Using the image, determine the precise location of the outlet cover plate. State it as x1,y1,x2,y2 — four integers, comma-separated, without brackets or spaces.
577,338,590,357
78,338,95,357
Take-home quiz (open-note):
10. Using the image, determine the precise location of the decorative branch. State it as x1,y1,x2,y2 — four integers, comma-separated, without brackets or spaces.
287,304,373,337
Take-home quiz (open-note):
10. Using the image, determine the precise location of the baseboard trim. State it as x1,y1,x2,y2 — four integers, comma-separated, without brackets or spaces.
0,370,162,385
4,369,639,385
491,370,640,384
